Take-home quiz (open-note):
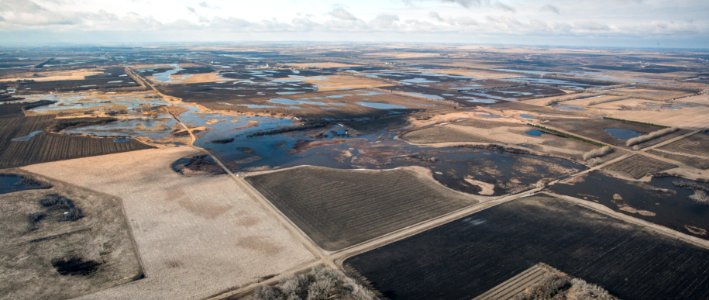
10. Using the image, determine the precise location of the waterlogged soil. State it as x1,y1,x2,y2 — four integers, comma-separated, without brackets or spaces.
197,114,584,196
549,171,709,239
0,173,51,194
344,195,709,300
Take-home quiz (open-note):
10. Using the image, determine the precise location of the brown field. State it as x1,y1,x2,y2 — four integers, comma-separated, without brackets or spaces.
402,113,598,161
563,94,628,107
588,98,662,110
522,92,594,106
601,106,709,129
363,51,441,59
246,166,478,251
298,75,391,92
648,150,709,170
675,93,709,105
608,87,694,101
0,171,142,299
154,72,225,84
543,117,663,147
657,131,709,157
603,154,677,180
22,147,315,299
0,69,103,82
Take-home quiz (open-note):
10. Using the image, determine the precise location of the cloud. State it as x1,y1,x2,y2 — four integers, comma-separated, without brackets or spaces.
0,0,77,26
429,11,444,22
495,3,515,12
540,5,560,15
0,0,706,47
329,7,358,21
370,14,400,29
433,0,514,12
438,0,481,8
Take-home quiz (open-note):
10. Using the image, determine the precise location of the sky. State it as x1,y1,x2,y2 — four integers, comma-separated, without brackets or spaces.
1,0,708,48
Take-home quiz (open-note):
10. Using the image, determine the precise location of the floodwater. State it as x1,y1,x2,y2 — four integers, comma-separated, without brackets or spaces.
461,97,497,104
152,64,186,83
269,98,331,106
62,117,176,140
506,77,608,90
550,171,709,239
356,102,407,110
25,93,167,114
39,92,584,196
11,130,43,142
196,114,584,196
525,129,544,137
605,128,641,140
400,92,444,101
0,173,51,194
31,92,180,142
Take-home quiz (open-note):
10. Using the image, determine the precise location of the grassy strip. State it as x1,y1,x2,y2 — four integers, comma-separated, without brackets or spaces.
582,146,614,161
602,116,666,128
626,127,679,147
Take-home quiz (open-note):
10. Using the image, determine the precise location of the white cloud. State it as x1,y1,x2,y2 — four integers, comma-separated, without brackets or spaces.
370,14,400,29
0,0,706,47
540,4,560,15
329,7,358,21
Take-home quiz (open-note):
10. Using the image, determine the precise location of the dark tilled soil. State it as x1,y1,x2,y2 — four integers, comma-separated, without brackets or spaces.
345,195,709,300
0,112,153,168
247,166,476,250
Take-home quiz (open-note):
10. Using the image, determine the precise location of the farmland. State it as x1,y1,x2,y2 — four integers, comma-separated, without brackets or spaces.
603,154,677,179
0,114,152,168
657,130,709,157
23,147,315,299
0,171,142,299
246,166,478,250
344,195,709,300
542,117,665,147
0,44,707,299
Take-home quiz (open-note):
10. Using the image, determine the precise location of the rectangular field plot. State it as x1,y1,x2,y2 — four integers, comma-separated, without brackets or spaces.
344,195,709,300
544,117,665,147
604,154,677,179
246,166,477,251
658,131,709,158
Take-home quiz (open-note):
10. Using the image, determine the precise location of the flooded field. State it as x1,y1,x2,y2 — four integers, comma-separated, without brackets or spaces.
345,195,709,300
0,112,153,168
0,173,51,194
196,114,584,196
550,171,709,238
